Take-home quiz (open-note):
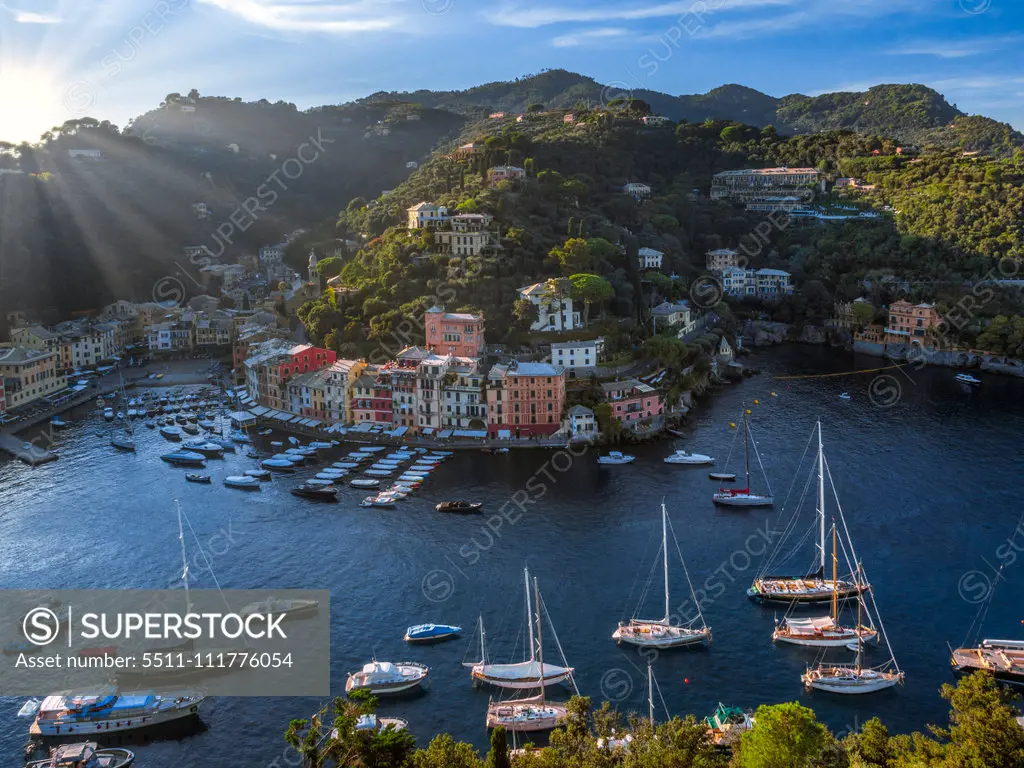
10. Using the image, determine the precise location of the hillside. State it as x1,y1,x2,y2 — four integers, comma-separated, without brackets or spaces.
365,70,1023,151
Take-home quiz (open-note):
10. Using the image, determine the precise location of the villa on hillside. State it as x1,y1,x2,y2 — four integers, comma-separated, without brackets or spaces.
549,338,603,376
623,182,651,200
489,166,525,182
706,248,741,271
884,300,941,347
601,379,662,428
638,247,664,270
407,202,449,229
518,282,582,332
424,306,485,358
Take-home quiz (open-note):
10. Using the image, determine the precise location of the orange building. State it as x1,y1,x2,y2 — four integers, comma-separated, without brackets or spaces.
486,361,566,438
424,306,485,358
884,300,941,346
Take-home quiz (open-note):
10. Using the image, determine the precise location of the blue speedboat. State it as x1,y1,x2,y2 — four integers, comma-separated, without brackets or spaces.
404,623,462,643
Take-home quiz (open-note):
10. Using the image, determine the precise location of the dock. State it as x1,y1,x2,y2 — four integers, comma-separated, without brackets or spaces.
0,433,59,465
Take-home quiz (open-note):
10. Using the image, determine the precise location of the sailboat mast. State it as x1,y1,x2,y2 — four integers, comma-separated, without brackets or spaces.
661,502,670,625
743,407,751,490
533,577,544,704
524,566,535,661
831,523,838,621
176,502,191,612
817,421,826,574
647,662,654,729
855,564,863,672
480,615,488,664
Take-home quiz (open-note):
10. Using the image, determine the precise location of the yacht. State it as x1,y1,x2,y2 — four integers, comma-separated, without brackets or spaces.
21,689,205,736
955,372,982,385
404,624,462,643
345,661,429,695
598,451,635,465
664,450,714,465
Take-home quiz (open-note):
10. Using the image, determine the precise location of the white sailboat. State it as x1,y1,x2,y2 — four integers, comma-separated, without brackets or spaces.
485,576,572,732
712,407,773,507
748,423,866,605
110,374,136,452
801,565,904,694
613,502,711,648
470,567,574,689
773,524,878,648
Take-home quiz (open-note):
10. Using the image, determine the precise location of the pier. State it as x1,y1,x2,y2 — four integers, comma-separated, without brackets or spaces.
0,432,59,465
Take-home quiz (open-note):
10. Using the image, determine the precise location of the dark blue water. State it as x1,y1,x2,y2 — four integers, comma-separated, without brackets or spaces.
2,345,1022,763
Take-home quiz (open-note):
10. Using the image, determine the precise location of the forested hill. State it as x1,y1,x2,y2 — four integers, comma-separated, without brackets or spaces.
364,70,1023,152
0,96,464,321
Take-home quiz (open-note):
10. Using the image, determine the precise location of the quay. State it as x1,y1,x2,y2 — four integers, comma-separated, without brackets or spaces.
0,433,59,465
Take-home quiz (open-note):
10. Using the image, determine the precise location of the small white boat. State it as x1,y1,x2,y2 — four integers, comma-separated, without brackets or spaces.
308,441,333,449
315,472,344,481
399,474,427,483
50,417,70,429
955,373,981,385
288,436,301,446
333,462,360,469
241,597,319,619
305,479,335,488
431,450,453,456
225,476,261,489
244,469,272,480
839,392,852,400
351,478,380,489
182,441,225,457
364,469,393,477
111,436,136,452
598,451,635,465
354,714,408,733
160,425,183,440
230,430,251,443
262,459,296,471
361,495,396,508
161,451,206,466
664,450,714,465
103,408,115,421
345,660,428,695
362,446,386,453
271,441,284,447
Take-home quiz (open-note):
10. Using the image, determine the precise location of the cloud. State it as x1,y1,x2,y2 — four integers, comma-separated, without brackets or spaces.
551,26,631,47
486,0,794,29
194,0,400,34
887,35,1023,59
0,3,61,23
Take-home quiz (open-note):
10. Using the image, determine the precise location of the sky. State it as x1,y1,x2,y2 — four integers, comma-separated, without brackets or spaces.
1,0,1023,143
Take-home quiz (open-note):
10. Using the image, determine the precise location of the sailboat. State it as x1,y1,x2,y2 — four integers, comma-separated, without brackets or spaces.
110,374,136,452
712,407,773,507
748,423,867,605
773,524,878,647
485,576,571,732
470,567,574,689
801,565,904,694
598,662,668,751
612,502,711,648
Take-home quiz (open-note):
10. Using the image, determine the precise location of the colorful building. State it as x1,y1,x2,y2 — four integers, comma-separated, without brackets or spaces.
323,359,367,424
885,300,941,346
386,346,432,434
424,306,486,358
601,379,663,428
486,361,566,438
352,370,394,424
518,281,582,332
0,347,67,410
442,357,488,430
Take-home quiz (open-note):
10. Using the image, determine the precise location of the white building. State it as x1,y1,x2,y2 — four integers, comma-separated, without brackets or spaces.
415,353,453,432
442,357,488,430
638,247,664,270
641,115,673,127
518,282,582,332
719,268,793,299
550,338,603,376
651,301,695,335
623,182,651,200
568,404,597,439
706,248,740,271
407,202,449,229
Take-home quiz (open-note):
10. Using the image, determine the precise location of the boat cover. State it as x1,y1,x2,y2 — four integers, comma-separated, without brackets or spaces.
476,660,571,680
784,617,836,635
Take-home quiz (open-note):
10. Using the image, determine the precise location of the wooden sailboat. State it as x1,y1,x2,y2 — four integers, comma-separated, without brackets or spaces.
485,576,570,732
612,502,711,648
748,422,866,605
801,564,904,694
470,567,574,689
773,524,878,647
712,407,773,507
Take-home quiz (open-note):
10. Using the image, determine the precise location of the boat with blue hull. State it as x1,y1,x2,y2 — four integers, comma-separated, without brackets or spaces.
404,624,462,643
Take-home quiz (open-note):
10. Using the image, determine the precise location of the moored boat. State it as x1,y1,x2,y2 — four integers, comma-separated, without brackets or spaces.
712,407,773,508
22,688,205,736
950,639,1024,688
160,425,183,441
664,450,714,465
292,484,338,502
404,623,462,643
345,660,428,695
350,478,380,489
955,372,981,385
435,501,483,514
262,459,296,472
244,469,272,480
161,451,206,467
185,473,211,484
224,475,261,489
360,494,396,508
598,451,635,465
26,742,135,768
241,597,319,619
705,703,754,748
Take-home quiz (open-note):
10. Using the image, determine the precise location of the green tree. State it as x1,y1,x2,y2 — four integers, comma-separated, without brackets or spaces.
569,273,614,324
412,734,485,768
527,103,546,113
737,702,833,768
486,726,511,768
720,125,745,143
550,238,592,275
937,671,1024,768
513,298,539,329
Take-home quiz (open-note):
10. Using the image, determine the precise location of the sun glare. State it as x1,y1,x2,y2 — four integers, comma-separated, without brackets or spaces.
0,67,67,144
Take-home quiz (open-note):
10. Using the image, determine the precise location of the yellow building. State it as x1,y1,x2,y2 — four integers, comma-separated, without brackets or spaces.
0,347,67,409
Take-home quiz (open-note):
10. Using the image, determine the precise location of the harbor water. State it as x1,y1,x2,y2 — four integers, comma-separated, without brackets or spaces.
1,345,1022,763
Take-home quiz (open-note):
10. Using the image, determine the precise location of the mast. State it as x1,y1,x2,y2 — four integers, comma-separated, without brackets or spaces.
855,564,863,672
647,662,654,729
743,407,751,490
534,577,544,703
480,615,488,664
816,421,825,574
831,523,838,621
176,501,191,613
525,566,535,661
661,502,670,625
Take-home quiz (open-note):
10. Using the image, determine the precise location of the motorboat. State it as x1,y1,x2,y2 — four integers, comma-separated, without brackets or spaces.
288,436,301,446
230,430,251,443
435,501,483,514
103,408,115,421
50,417,70,429
705,704,755,748
271,441,284,447
398,474,428,483
350,478,380,489
160,425,183,441
955,372,982,385
21,688,205,736
26,742,135,768
315,472,344,481
262,459,296,472
333,461,360,470
405,624,462,643
257,428,274,436
307,441,333,449
664,450,714,465
839,392,852,400
224,476,261,490
362,446,386,453
181,424,200,436
185,474,212,484
304,479,335,488
240,597,319,620
364,469,393,477
198,419,218,429
160,451,206,467
598,451,635,465
360,495,396,508
110,435,136,452
244,469,272,480
292,484,338,502
708,472,736,482
182,440,225,457
345,660,429,695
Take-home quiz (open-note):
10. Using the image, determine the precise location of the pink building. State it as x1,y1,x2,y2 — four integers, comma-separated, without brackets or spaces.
424,306,485,358
601,379,663,427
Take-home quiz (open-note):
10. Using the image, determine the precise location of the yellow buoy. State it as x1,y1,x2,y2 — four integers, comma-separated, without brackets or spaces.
753,399,759,405
729,422,736,429
770,391,777,397
745,409,752,415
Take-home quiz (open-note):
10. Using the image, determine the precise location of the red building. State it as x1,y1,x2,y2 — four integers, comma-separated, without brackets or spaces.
352,370,394,424
601,379,663,427
486,361,566,438
424,306,485,358
244,340,336,412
